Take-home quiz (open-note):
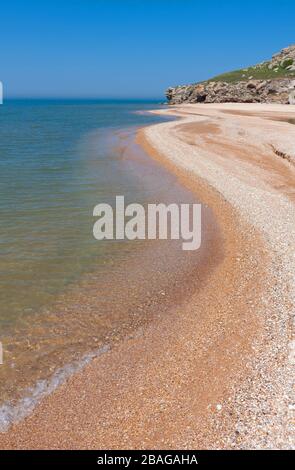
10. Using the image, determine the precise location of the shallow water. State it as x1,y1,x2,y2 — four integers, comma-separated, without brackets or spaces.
0,100,219,426
0,100,172,327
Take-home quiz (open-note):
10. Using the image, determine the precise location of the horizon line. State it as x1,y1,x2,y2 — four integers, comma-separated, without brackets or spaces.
4,96,165,101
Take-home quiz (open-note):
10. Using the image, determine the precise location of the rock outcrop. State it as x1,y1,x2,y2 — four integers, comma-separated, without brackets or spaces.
166,46,295,105
166,79,295,105
270,45,295,70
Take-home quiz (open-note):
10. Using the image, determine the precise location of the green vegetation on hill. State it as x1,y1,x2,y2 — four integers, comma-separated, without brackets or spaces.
167,46,295,105
209,61,295,83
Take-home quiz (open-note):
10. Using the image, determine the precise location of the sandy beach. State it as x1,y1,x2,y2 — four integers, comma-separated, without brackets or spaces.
0,103,294,449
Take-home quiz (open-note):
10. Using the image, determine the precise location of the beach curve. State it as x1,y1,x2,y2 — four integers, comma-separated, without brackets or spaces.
0,103,294,449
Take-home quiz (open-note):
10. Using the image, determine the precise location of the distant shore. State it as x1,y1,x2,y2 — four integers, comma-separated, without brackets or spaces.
0,103,294,449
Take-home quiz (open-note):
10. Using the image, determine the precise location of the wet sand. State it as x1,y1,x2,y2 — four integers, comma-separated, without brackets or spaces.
0,103,294,449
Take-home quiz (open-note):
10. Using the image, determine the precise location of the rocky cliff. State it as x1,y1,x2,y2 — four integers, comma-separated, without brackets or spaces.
166,45,295,105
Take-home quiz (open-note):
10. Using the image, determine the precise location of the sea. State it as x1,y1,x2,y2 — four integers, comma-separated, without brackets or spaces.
0,99,216,430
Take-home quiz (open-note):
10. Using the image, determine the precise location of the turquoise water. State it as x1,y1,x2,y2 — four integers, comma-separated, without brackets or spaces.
0,100,170,326
0,100,217,418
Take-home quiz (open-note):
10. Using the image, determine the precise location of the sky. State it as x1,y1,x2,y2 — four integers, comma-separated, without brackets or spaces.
1,0,295,99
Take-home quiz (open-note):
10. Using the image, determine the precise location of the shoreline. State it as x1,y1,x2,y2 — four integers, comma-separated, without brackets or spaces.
0,122,225,447
0,103,294,449
0,124,220,429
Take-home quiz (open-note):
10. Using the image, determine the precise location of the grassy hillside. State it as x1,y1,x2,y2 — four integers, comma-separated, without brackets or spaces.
209,61,295,83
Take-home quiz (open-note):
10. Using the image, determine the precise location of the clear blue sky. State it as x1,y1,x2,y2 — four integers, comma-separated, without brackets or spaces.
2,0,295,99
